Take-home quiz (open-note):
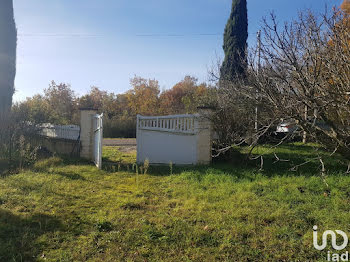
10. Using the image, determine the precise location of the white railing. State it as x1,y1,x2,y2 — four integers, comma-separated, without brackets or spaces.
137,114,198,134
38,124,80,141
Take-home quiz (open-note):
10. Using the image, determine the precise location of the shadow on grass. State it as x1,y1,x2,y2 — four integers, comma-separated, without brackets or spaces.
59,155,92,166
0,209,64,262
252,144,347,177
55,170,87,181
212,143,348,178
0,159,8,176
105,143,348,179
29,143,345,181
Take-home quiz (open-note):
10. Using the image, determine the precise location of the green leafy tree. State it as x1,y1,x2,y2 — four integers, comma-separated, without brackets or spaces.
13,95,51,124
220,0,248,82
0,0,17,113
43,81,76,124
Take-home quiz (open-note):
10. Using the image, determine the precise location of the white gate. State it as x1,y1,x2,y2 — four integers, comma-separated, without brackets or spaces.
93,114,103,169
137,113,212,165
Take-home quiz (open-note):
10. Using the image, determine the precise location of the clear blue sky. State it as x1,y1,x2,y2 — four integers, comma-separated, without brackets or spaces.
13,0,342,101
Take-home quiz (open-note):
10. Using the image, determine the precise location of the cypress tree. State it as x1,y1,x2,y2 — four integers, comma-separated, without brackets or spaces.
0,0,17,113
220,0,248,82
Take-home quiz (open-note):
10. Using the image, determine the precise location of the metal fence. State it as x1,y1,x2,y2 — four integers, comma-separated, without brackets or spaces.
37,124,80,141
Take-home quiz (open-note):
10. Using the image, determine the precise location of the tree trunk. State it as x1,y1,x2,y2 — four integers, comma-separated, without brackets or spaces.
302,105,308,144
0,0,17,114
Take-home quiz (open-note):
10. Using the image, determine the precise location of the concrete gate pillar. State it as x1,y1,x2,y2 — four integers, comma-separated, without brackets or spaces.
196,106,214,165
80,108,97,160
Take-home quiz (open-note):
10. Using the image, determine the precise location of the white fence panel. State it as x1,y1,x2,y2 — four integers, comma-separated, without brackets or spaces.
138,114,196,134
38,124,80,141
137,114,212,165
93,114,103,169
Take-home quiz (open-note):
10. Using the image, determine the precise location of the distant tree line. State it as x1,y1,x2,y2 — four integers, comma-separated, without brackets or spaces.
13,76,214,138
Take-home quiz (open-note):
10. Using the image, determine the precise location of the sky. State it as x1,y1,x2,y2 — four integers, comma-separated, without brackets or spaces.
13,0,343,101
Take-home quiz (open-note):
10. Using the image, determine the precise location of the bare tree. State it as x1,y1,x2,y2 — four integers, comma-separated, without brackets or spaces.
249,8,350,158
210,7,350,161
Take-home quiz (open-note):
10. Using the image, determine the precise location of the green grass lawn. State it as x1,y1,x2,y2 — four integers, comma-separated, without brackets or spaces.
102,146,136,165
1,144,350,261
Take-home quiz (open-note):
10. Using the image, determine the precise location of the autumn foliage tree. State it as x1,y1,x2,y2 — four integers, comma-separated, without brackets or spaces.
78,87,137,138
125,76,160,116
341,0,350,14
12,82,77,125
159,76,210,115
79,87,109,110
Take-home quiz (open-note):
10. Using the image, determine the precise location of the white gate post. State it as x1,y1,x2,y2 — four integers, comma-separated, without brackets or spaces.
80,108,97,160
94,114,103,169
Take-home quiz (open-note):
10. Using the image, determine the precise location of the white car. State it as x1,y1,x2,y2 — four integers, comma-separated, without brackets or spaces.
276,120,298,134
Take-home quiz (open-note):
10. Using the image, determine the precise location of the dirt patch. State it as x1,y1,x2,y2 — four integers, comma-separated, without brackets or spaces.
118,146,136,153
103,138,136,146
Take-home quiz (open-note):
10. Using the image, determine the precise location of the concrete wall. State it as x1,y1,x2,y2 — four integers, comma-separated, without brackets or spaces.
137,130,197,165
27,109,99,161
137,110,213,165
30,135,80,157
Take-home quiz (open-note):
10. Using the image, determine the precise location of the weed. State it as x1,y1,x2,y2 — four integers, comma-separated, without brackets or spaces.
169,161,173,175
144,158,149,175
